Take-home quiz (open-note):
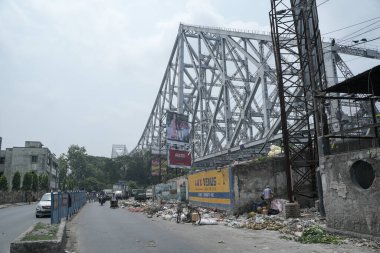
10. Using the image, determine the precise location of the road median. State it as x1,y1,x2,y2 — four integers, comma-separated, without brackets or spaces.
10,221,66,253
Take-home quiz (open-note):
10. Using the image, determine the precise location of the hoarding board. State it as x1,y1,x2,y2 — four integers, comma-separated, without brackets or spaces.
168,149,191,168
151,156,167,176
188,167,233,209
166,111,190,143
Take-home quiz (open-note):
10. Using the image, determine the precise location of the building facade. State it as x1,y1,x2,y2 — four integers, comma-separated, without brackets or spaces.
0,140,58,190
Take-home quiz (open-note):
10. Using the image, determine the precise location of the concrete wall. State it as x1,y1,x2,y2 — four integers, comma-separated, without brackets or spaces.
232,157,287,209
0,150,5,175
0,191,44,204
320,148,380,239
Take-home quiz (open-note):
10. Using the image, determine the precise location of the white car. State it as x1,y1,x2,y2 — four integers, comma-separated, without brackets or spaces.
35,193,51,218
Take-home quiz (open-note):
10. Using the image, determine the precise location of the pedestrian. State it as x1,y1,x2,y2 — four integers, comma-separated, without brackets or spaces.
67,192,72,220
261,185,274,208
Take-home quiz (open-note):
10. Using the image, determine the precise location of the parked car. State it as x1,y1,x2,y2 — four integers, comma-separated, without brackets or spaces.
134,189,146,201
130,189,138,197
35,193,51,218
146,188,153,199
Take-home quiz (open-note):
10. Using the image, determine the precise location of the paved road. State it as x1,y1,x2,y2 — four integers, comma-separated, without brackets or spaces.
0,203,50,253
70,202,376,253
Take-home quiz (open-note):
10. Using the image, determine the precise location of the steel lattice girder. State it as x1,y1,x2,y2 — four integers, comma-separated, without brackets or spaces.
133,23,380,167
135,24,284,160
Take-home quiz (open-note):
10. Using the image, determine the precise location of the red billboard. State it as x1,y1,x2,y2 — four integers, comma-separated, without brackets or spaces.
168,149,191,168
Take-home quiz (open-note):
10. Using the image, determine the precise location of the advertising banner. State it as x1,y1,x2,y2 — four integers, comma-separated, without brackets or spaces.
166,111,190,143
168,149,191,168
151,155,167,176
188,167,233,210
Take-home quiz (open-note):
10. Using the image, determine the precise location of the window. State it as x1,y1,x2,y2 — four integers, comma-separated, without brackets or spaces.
0,157,5,164
31,155,38,163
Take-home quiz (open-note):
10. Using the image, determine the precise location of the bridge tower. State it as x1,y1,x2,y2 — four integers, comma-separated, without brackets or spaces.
111,144,128,159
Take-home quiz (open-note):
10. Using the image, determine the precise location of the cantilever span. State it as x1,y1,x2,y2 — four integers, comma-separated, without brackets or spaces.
133,24,380,168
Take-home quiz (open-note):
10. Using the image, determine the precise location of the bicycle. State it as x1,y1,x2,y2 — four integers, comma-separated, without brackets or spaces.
176,202,201,224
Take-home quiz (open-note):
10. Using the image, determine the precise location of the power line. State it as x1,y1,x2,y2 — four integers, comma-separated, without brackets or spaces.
323,17,380,35
317,0,330,7
338,20,380,41
345,36,380,48
338,25,380,44
322,35,380,55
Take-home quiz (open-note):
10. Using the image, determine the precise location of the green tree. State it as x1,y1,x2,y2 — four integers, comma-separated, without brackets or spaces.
82,177,105,192
31,172,39,192
67,145,89,189
125,151,151,186
66,176,75,191
127,180,137,190
114,155,130,180
0,175,8,191
39,173,49,192
22,172,33,191
57,154,68,190
12,171,21,191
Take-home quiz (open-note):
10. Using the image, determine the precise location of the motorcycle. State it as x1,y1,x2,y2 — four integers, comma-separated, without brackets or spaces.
99,196,106,206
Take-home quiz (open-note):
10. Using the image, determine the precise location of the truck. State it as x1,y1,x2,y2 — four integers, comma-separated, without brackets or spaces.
113,182,129,199
102,189,113,200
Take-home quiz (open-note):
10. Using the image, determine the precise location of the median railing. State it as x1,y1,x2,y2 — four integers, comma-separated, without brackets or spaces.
51,191,86,224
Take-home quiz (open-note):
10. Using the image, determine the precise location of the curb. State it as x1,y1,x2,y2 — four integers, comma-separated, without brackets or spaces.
0,202,34,209
10,221,66,253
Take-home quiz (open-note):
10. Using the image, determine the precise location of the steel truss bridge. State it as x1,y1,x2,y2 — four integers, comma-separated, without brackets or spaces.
134,22,379,167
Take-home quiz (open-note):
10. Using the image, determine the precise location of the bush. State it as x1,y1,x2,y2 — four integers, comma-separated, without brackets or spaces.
12,171,21,191
32,172,39,192
39,173,49,192
0,175,8,191
22,172,33,191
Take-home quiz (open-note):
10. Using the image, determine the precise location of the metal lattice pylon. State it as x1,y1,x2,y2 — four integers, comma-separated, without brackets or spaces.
270,0,328,200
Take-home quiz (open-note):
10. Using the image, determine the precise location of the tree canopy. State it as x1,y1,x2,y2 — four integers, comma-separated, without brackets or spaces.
31,172,38,192
22,172,33,191
58,145,153,191
12,171,21,191
0,175,8,191
39,173,50,192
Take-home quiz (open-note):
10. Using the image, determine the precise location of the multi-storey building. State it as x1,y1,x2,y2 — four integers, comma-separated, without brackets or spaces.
0,140,58,190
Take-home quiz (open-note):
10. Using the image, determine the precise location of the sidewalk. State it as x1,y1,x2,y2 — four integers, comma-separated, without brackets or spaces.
0,202,34,209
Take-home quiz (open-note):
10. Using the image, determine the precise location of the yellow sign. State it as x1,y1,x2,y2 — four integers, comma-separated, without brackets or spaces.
188,167,232,208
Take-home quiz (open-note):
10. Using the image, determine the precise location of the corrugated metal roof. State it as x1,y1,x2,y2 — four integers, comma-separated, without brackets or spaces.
323,65,380,96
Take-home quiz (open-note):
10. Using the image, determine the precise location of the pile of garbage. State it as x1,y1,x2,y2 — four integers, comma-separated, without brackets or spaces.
120,198,380,249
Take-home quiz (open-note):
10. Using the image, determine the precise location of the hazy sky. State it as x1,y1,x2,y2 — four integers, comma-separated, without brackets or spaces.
1,0,379,157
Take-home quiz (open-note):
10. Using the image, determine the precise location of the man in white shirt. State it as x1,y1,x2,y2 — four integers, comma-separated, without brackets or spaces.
262,185,273,207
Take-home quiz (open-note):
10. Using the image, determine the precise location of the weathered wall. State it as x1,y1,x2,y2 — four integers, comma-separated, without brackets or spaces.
168,176,187,200
0,191,44,205
320,148,380,239
232,157,287,210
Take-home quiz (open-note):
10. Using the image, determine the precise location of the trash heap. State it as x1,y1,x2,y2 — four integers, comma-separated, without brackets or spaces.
120,198,380,249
